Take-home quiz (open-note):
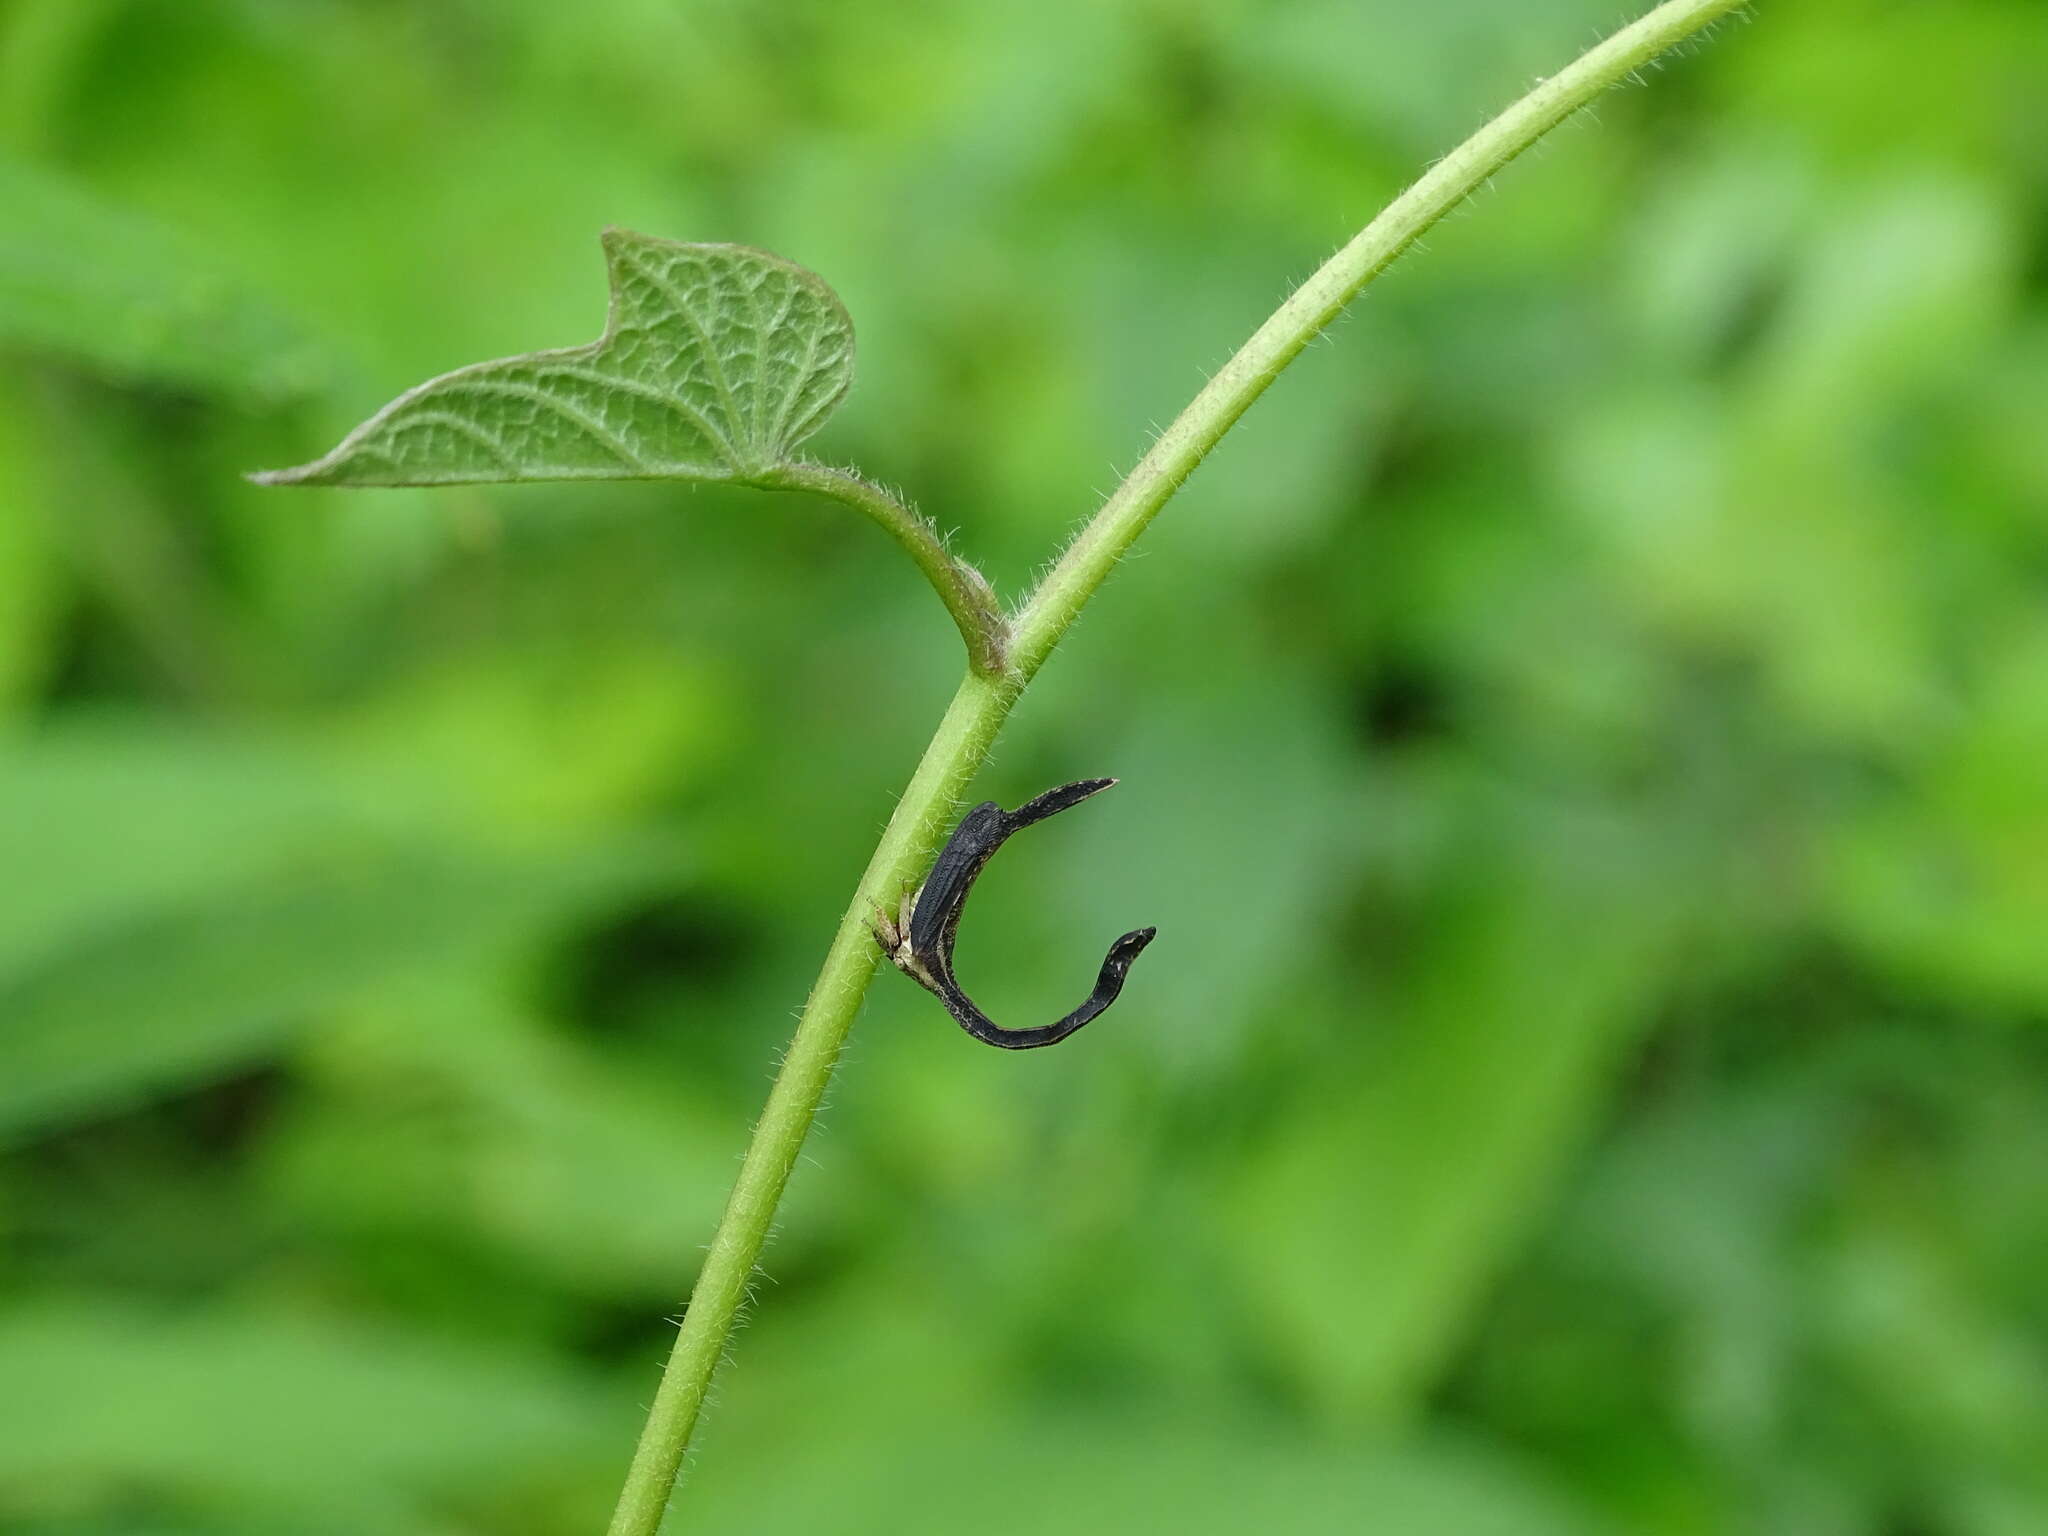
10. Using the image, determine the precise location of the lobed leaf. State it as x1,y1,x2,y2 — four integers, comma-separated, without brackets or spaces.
253,230,854,487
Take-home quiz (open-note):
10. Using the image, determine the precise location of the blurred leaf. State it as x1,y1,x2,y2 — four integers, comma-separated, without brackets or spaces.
693,1403,1609,1536
0,843,649,1144
1748,176,2018,427
0,371,66,718
0,721,668,1141
1057,663,1358,1065
270,976,745,1297
0,157,326,402
0,0,122,158
324,642,732,838
253,231,853,487
1824,613,2048,1010
690,1260,1608,1536
1228,823,1685,1427
1621,137,1812,367
0,1299,624,1527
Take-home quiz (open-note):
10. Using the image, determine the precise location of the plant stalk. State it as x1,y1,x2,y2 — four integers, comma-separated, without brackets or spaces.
608,3,1751,1530
604,666,1015,1536
760,459,1009,675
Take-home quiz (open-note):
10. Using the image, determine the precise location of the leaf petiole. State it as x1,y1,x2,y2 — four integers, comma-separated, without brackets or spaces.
758,460,1009,674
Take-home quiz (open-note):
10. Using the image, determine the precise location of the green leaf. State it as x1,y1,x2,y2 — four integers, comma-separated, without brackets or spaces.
0,157,327,402
685,1393,1609,1536
0,1299,625,1526
253,229,854,487
0,840,655,1143
271,977,748,1297
0,372,66,719
0,720,671,1142
1226,825,1685,1428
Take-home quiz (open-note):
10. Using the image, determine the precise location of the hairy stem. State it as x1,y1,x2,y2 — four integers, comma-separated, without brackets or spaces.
608,3,1750,1530
604,667,1016,1536
1014,0,1751,673
760,459,1009,675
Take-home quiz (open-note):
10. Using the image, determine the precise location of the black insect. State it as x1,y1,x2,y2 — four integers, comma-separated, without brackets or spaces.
871,778,1156,1049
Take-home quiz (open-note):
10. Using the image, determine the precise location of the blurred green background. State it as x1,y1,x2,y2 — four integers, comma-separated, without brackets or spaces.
3,1,2046,1532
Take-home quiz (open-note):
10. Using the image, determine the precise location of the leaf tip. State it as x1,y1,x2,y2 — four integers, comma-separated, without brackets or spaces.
598,224,653,257
245,463,318,488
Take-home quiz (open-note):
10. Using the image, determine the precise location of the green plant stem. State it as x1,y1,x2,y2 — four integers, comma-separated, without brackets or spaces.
1012,0,1751,675
607,3,1750,1530
760,459,1009,675
604,666,1016,1536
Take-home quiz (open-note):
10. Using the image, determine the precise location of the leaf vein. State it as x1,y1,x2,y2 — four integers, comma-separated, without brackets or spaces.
768,321,824,452
436,376,653,472
393,409,518,469
529,362,738,464
615,246,748,452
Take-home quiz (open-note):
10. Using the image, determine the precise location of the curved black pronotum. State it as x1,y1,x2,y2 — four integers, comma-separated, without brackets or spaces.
873,778,1156,1049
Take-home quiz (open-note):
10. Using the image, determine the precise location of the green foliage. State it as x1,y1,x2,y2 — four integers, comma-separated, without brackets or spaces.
0,157,326,403
3,2,2046,1535
0,1298,626,1532
0,720,663,1141
254,233,853,487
